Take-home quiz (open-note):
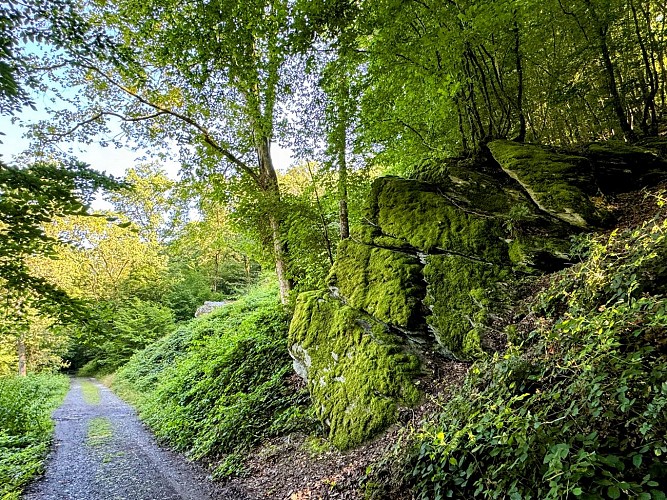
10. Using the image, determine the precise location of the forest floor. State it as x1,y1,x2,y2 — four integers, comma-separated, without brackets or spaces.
24,378,248,500
222,362,470,499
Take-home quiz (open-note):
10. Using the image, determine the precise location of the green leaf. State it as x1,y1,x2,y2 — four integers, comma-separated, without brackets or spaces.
608,486,621,499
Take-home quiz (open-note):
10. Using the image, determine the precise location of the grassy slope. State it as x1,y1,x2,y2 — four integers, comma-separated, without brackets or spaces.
110,283,312,477
0,374,69,499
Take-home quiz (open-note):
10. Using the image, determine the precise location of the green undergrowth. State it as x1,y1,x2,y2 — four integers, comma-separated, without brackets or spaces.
377,199,667,499
0,374,69,499
112,283,313,477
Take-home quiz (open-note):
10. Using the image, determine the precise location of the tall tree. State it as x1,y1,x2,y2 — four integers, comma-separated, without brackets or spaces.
36,0,297,303
107,163,186,245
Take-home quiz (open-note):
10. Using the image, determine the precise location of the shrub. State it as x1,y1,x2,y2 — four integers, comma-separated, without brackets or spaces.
0,374,69,498
112,283,313,476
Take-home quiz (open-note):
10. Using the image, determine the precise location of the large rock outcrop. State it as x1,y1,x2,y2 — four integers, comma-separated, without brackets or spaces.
288,140,667,449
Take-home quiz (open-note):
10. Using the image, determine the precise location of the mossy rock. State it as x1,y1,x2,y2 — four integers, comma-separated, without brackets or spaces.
366,176,509,262
580,141,667,193
488,140,611,228
412,157,531,216
329,240,425,329
508,235,572,273
424,255,512,358
288,291,420,450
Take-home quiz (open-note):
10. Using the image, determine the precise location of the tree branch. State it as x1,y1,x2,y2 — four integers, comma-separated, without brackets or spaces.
77,61,260,185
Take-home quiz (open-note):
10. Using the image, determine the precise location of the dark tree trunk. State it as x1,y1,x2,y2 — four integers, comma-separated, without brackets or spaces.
513,17,526,142
581,0,637,141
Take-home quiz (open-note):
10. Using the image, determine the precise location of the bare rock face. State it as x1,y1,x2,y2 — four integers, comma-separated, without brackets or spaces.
194,301,230,317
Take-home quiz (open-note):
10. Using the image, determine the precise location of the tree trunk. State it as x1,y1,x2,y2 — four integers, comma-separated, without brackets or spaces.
513,17,526,142
582,0,637,141
17,336,27,376
336,108,350,241
257,137,293,304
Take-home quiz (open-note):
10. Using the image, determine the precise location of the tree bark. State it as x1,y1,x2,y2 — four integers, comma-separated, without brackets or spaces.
17,336,27,376
256,137,293,304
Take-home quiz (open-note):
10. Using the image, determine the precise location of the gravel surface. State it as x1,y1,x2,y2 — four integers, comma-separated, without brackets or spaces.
24,378,250,500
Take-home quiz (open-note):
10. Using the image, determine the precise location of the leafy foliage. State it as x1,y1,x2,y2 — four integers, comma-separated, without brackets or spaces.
0,160,121,318
112,283,313,476
405,202,667,499
0,374,69,498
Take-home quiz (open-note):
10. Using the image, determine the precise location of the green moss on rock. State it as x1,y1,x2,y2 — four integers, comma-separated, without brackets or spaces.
329,240,425,329
413,157,531,216
368,177,508,262
488,140,610,228
424,255,512,357
288,290,420,449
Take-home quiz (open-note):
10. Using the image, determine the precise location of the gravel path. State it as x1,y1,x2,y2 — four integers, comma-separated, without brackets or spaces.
24,378,250,500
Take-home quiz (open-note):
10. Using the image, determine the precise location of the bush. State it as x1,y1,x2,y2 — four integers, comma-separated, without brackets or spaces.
112,283,313,476
406,206,667,499
0,374,69,498
72,298,175,376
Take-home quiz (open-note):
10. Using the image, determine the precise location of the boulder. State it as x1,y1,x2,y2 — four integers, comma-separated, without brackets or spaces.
288,140,664,449
328,239,425,329
488,140,611,228
194,301,230,317
288,291,420,449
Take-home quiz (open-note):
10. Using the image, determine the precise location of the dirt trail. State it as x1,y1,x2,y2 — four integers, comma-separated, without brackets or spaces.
24,378,249,500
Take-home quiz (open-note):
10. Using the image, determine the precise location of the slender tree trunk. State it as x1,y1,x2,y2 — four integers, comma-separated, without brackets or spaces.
306,164,334,265
257,137,292,304
582,0,636,141
17,336,27,376
513,17,526,142
336,109,350,241
599,38,636,141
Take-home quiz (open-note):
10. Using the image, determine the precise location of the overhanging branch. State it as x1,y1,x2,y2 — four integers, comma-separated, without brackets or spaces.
75,61,261,185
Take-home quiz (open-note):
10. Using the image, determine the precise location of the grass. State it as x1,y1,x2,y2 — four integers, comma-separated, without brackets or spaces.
0,374,69,499
87,417,113,447
80,380,101,405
